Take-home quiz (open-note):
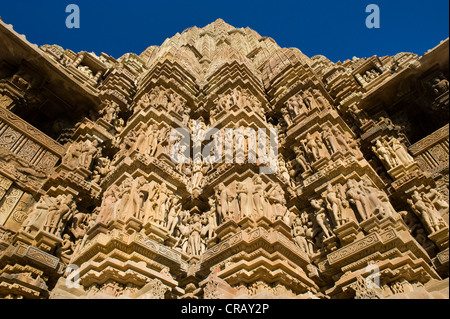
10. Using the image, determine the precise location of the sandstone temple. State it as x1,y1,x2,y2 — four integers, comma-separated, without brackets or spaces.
0,18,448,299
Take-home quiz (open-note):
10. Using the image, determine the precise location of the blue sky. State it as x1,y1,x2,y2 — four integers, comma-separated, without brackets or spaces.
0,0,448,62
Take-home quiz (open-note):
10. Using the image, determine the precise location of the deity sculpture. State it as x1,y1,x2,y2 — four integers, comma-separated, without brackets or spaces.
430,75,449,96
302,133,321,162
301,91,312,111
100,101,120,123
322,125,341,154
266,184,286,221
206,197,218,239
129,124,148,155
388,137,414,166
57,234,75,260
293,146,310,173
43,194,76,236
346,179,372,220
21,195,54,233
120,176,146,221
281,107,292,127
236,181,250,218
135,93,151,112
252,176,266,218
215,183,232,222
293,217,310,255
310,199,333,238
187,214,203,256
348,105,369,127
359,177,397,218
427,189,449,214
166,196,181,235
331,126,353,154
278,155,291,185
372,139,399,169
154,183,171,226
78,140,100,170
323,184,344,227
97,185,120,224
312,89,328,110
92,157,112,184
408,191,446,233
190,159,206,192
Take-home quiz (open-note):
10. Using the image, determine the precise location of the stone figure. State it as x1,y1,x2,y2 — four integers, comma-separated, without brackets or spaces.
92,157,112,184
408,191,446,233
215,183,232,222
302,133,321,162
312,89,328,110
388,137,414,166
21,195,54,233
190,159,205,191
57,234,75,260
129,124,148,155
430,75,449,96
62,142,82,168
311,199,332,238
182,108,190,126
322,125,340,154
359,177,397,218
372,139,399,169
346,179,372,220
210,109,217,126
331,126,353,154
166,196,181,235
266,184,286,221
305,90,319,110
252,176,266,218
155,183,171,225
301,91,312,111
135,93,151,112
78,140,100,170
293,218,310,255
120,176,146,221
281,107,292,127
332,183,356,224
100,101,119,123
188,214,203,256
427,189,449,214
293,146,310,173
172,94,185,115
43,194,76,236
217,93,231,112
77,65,94,79
206,197,218,239
286,96,300,118
138,181,156,224
323,184,344,227
117,177,132,219
236,181,250,218
278,155,291,185
348,105,369,127
146,124,159,158
97,185,120,224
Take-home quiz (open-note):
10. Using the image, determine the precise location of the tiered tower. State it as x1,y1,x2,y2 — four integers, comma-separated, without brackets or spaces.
0,18,448,299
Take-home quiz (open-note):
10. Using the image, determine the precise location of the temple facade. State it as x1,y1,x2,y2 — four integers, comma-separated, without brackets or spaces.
0,18,448,299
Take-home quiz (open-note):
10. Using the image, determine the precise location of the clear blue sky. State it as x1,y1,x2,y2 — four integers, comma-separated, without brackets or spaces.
0,0,448,62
